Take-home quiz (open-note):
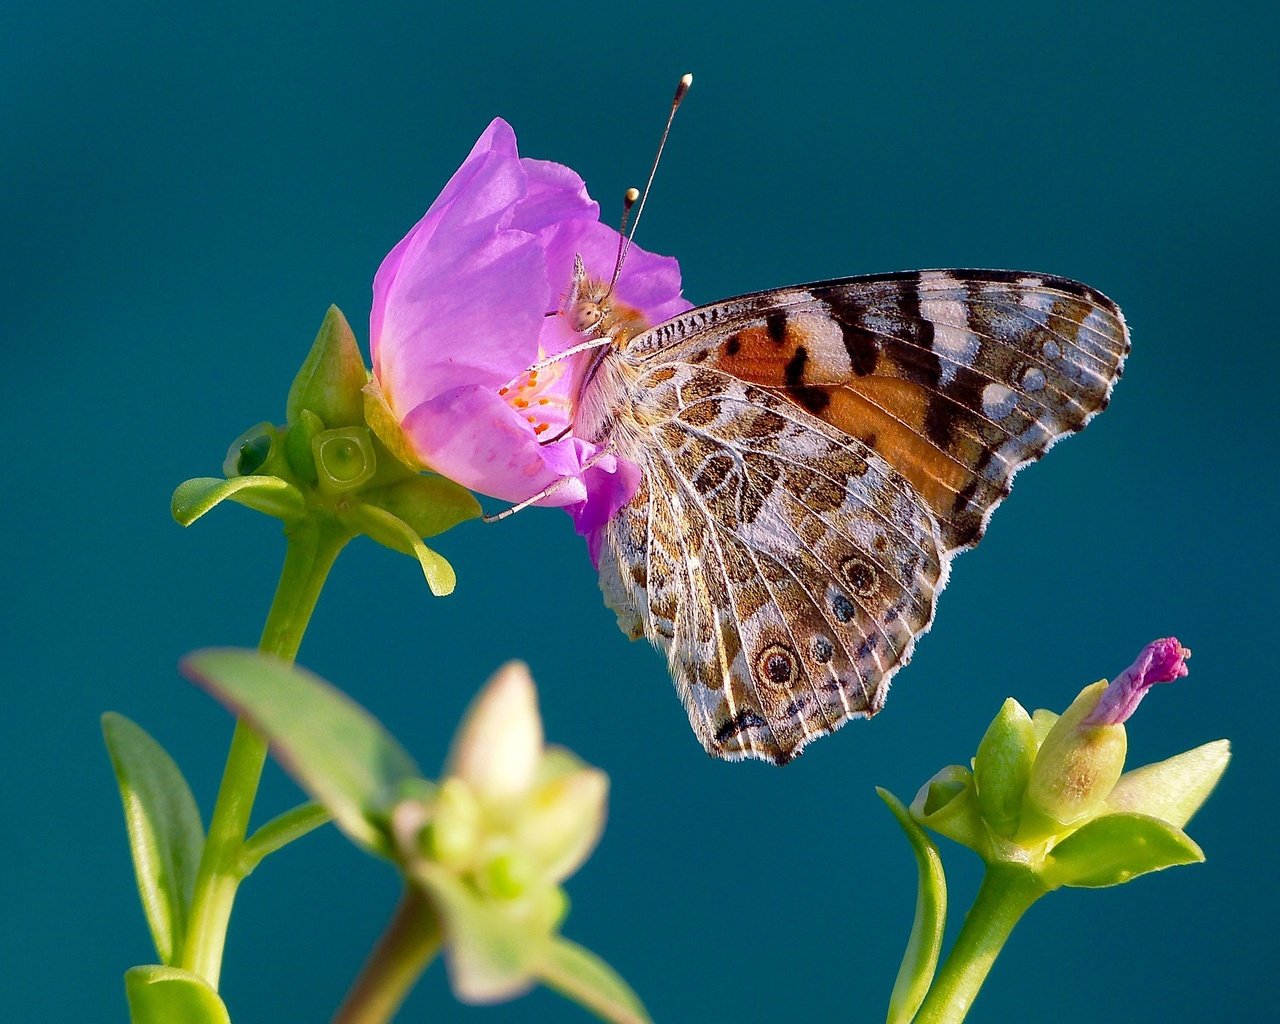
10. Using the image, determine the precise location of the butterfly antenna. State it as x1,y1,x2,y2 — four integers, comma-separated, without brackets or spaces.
604,187,641,294
605,72,693,297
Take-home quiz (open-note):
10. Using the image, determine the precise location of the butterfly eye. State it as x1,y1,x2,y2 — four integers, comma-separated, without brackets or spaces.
571,300,606,334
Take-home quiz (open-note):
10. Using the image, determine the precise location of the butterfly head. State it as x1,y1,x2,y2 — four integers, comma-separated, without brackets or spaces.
565,253,648,346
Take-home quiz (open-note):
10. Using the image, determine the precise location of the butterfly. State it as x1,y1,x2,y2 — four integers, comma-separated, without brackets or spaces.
567,265,1128,764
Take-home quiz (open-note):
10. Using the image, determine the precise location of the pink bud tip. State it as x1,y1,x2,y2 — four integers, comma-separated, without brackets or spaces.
1086,637,1191,726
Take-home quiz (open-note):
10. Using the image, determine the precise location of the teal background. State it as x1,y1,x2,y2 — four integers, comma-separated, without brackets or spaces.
6,1,1276,1021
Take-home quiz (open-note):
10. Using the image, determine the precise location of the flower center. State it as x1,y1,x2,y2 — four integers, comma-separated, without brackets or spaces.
498,361,572,437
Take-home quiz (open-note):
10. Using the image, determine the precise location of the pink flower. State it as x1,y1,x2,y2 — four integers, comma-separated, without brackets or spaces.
1085,637,1191,726
369,119,691,547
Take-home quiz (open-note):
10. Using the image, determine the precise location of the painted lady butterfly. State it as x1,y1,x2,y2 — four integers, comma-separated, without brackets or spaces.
563,80,1129,764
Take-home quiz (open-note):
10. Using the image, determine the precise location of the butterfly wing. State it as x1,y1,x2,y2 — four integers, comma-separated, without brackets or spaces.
595,269,1128,763
597,368,948,763
626,269,1130,552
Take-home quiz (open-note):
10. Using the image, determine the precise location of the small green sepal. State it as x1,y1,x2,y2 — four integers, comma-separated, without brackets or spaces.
348,503,458,596
172,475,306,526
1105,739,1230,827
536,938,653,1024
124,966,231,1024
364,374,429,472
366,474,483,539
286,305,369,429
1041,812,1204,889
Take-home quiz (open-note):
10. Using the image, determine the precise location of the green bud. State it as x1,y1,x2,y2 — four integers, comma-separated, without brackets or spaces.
222,422,280,478
973,698,1037,837
429,778,482,870
312,426,377,493
1023,681,1126,838
478,846,537,901
1030,708,1058,748
283,408,324,484
910,765,987,855
286,306,369,429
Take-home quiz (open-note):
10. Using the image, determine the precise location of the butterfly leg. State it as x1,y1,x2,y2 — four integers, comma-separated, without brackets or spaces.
482,448,616,523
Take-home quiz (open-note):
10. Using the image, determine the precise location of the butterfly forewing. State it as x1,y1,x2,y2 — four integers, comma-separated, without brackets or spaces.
589,268,1128,764
631,270,1129,552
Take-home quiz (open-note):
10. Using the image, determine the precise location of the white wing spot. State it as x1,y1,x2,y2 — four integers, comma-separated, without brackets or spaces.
982,382,1017,420
1021,367,1046,392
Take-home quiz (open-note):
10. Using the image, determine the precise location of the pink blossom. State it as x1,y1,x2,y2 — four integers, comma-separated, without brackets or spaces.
370,119,691,546
1085,637,1191,726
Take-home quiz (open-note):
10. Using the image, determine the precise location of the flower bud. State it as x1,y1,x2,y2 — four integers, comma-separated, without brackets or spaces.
429,777,483,870
1025,639,1191,837
973,698,1037,837
910,765,987,854
446,663,543,804
312,426,377,493
1023,680,1125,835
222,422,280,477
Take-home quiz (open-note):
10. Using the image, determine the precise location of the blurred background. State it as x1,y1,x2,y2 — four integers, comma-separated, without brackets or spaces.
5,1,1275,1021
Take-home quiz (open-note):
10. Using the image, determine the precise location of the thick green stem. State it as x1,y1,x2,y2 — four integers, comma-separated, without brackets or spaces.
332,887,443,1024
912,864,1047,1024
180,518,350,987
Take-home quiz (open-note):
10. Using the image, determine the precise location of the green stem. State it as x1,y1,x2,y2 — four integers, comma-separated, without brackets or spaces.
332,887,443,1024
180,518,350,987
911,864,1047,1024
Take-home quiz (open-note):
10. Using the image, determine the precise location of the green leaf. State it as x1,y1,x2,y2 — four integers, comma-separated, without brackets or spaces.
1043,812,1204,889
1106,739,1231,828
124,965,231,1024
367,474,482,539
536,937,652,1024
182,649,422,857
412,862,547,1003
878,788,947,1024
102,713,205,966
171,475,305,526
348,503,458,596
286,305,369,429
241,801,332,875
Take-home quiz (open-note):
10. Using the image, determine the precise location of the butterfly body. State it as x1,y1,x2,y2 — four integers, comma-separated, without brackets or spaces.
572,268,1129,764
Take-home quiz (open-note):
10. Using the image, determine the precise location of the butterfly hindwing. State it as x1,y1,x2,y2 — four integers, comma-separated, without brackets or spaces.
596,366,947,763
629,269,1130,553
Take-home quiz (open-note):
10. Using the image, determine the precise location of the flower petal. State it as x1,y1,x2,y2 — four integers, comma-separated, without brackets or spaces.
1085,637,1191,726
400,386,589,506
